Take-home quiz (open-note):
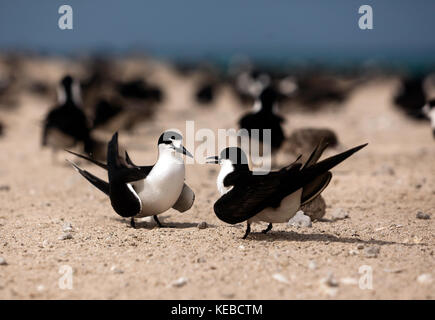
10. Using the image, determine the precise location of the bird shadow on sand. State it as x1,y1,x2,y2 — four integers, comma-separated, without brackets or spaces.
110,217,215,229
246,230,416,247
134,221,201,229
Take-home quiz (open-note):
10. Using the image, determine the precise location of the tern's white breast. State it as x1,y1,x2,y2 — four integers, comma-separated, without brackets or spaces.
217,160,234,195
132,155,185,217
429,108,435,129
249,188,302,224
423,104,435,127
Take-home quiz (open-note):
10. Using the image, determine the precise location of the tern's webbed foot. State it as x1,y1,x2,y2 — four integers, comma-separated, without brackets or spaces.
130,217,136,228
261,223,273,234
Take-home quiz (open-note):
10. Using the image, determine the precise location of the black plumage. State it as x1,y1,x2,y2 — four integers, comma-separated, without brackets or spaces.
238,86,285,152
42,75,95,155
195,83,215,104
67,131,195,226
210,142,367,238
91,98,123,129
117,79,163,102
68,132,152,218
394,76,427,120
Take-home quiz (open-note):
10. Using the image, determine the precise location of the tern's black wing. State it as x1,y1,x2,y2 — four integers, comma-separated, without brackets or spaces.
300,138,331,203
67,136,153,183
107,132,153,183
213,167,297,224
66,150,108,170
300,172,331,205
302,138,329,169
67,160,109,195
214,143,367,224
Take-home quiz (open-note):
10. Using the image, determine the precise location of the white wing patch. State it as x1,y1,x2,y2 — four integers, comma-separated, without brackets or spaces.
127,183,142,213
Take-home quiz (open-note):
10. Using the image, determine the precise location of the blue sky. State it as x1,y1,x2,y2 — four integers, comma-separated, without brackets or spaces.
0,0,434,66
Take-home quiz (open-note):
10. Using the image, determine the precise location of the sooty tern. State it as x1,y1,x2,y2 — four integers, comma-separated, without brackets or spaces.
207,141,367,239
238,86,285,153
67,131,195,228
42,75,105,160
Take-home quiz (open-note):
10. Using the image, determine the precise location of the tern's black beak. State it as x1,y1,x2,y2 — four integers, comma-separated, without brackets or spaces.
175,145,193,158
206,155,219,164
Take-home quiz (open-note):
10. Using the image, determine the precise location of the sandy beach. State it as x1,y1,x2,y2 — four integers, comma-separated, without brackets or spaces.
0,58,434,299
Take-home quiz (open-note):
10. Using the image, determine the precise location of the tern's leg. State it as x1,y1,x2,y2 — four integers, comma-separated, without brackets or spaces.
153,215,163,227
242,222,251,239
130,217,136,228
261,223,273,234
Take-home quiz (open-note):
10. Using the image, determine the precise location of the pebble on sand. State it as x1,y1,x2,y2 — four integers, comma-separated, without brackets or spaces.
36,284,45,292
417,274,432,285
58,233,73,240
330,208,349,221
319,273,339,297
364,246,380,258
348,249,359,256
416,211,431,220
288,211,312,228
171,277,188,288
308,260,317,270
63,222,73,232
323,273,339,287
0,257,7,265
197,221,208,229
272,273,290,284
110,265,124,274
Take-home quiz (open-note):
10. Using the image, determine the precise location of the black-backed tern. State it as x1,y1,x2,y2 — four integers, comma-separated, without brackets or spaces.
42,75,105,160
207,141,367,239
238,86,286,153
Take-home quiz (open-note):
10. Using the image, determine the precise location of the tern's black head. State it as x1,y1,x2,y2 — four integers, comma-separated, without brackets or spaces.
208,147,249,171
158,131,183,145
158,131,193,158
219,147,247,163
61,75,73,88
259,86,278,110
